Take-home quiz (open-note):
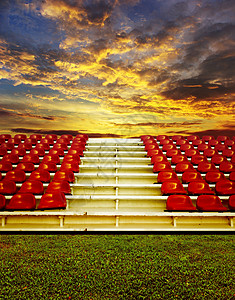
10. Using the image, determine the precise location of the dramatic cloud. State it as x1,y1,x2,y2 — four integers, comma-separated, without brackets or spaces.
0,0,234,137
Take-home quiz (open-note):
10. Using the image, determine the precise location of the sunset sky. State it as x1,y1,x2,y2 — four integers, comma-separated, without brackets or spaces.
0,0,234,138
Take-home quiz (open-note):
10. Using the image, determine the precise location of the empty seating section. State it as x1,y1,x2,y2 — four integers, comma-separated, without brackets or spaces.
0,133,88,211
0,133,234,231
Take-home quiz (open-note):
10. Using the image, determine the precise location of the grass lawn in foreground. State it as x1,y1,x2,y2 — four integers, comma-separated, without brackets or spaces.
0,235,234,299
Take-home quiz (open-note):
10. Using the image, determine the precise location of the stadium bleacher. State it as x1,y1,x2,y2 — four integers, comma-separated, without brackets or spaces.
0,133,234,231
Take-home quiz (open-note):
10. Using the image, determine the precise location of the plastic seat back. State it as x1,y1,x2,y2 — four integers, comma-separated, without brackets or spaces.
191,155,208,165
6,193,36,210
16,162,35,172
153,162,172,173
157,171,178,183
211,154,227,165
0,162,13,172
22,154,40,164
60,162,79,173
2,154,19,164
205,171,226,184
171,155,189,165
42,154,60,164
4,170,26,183
166,195,196,211
29,170,51,183
216,180,235,195
46,180,71,194
161,180,187,195
38,192,67,209
196,195,227,211
0,180,17,194
38,162,58,172
197,162,217,173
53,171,75,183
219,161,235,173
182,171,203,183
229,172,235,182
151,155,168,164
188,180,214,195
166,149,181,158
19,180,44,194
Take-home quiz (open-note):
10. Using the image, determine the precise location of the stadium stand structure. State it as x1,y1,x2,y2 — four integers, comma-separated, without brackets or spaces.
0,133,234,231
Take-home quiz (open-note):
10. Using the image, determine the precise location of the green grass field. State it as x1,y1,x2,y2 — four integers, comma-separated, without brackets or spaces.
0,235,234,299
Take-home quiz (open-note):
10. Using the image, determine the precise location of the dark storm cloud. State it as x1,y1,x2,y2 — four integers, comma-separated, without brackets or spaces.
114,121,202,128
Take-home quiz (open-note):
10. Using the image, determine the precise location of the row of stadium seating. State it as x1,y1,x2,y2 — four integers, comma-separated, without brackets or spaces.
141,135,235,212
0,134,88,210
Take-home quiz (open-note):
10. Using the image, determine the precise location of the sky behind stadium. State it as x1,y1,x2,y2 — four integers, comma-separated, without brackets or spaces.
0,0,234,138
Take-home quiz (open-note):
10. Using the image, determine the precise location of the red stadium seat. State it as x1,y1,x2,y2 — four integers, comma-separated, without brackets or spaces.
219,161,235,173
157,171,178,183
0,162,13,172
61,134,73,141
180,144,193,151
2,154,19,164
166,149,181,158
0,148,8,156
60,162,79,173
4,170,26,183
14,134,26,141
185,149,200,158
22,154,40,164
202,135,214,142
147,149,163,157
11,148,27,157
38,163,58,173
186,135,200,142
63,154,81,164
171,155,189,164
41,138,54,146
197,162,217,173
215,180,235,195
196,195,227,211
1,142,14,151
211,154,227,165
156,135,169,141
76,134,88,141
70,143,86,151
29,170,51,183
176,139,188,146
159,139,172,146
0,194,6,209
229,172,235,182
42,154,60,165
16,162,35,172
141,135,154,142
38,192,67,209
228,195,235,210
0,134,11,140
175,162,195,173
57,138,70,145
191,155,208,165
162,144,176,151
145,143,159,151
30,134,42,141
49,148,65,156
203,149,217,158
161,180,187,195
222,149,234,158
208,139,219,147
205,171,226,184
19,180,44,194
46,180,71,194
45,134,57,141
53,143,68,151
166,195,196,211
25,137,37,145
217,136,229,143
0,180,16,194
53,171,75,183
35,142,50,151
9,137,21,145
188,180,214,195
214,144,226,152
151,155,168,164
153,162,172,173
192,139,203,146
18,142,33,151
197,144,210,152
30,148,45,156
232,155,235,164
225,140,234,147
181,171,203,183
6,193,36,210
171,135,184,142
